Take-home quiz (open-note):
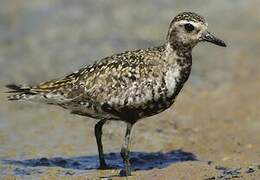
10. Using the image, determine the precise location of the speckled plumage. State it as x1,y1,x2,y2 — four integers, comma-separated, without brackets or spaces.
173,12,206,24
6,12,226,176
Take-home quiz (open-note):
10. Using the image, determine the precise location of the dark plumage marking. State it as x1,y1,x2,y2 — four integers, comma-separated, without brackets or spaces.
151,86,156,103
5,84,32,94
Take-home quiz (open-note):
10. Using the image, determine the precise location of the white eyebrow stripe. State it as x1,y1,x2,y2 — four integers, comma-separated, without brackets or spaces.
175,20,208,29
176,20,199,27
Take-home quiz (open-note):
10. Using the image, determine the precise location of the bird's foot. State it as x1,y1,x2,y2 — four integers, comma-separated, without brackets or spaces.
119,169,131,177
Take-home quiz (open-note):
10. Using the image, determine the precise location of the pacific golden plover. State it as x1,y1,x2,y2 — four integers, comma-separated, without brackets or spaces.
6,12,226,176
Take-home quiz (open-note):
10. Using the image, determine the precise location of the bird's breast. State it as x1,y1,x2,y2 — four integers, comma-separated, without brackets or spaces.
164,68,181,98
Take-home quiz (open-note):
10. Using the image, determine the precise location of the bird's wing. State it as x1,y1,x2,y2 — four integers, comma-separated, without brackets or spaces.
78,48,167,111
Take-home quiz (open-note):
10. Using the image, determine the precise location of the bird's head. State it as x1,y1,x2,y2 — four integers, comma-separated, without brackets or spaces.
167,12,226,50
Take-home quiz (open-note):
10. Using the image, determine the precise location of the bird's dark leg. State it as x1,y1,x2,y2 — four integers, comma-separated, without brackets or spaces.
94,119,108,169
120,122,134,176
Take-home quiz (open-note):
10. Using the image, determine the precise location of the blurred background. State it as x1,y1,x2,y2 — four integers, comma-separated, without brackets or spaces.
0,0,260,179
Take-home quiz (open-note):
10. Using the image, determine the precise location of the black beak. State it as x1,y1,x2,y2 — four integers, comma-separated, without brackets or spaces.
202,31,226,47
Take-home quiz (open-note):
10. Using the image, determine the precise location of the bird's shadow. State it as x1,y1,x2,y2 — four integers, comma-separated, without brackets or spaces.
2,149,197,175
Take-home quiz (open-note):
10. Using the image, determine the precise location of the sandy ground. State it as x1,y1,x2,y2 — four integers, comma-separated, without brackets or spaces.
1,0,260,179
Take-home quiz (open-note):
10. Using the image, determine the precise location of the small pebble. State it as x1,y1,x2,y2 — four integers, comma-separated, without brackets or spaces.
246,167,255,173
246,144,253,149
222,157,230,161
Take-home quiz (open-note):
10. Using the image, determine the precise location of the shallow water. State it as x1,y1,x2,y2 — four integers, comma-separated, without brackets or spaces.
2,150,196,175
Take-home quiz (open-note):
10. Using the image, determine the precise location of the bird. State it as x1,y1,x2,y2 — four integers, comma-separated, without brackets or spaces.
5,12,226,176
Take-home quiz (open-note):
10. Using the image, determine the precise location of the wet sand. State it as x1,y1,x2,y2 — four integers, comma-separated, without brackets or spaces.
1,0,260,179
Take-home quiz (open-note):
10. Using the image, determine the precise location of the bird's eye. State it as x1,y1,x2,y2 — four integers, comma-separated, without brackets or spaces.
184,23,195,32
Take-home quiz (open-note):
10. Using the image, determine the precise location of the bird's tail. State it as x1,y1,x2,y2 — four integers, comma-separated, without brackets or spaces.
6,77,72,102
5,84,36,101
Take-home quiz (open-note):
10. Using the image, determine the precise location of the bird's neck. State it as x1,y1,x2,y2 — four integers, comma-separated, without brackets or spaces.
169,41,193,53
164,43,192,67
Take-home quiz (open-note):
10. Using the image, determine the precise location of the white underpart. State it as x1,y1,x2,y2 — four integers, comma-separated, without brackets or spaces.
165,67,180,97
164,43,181,97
